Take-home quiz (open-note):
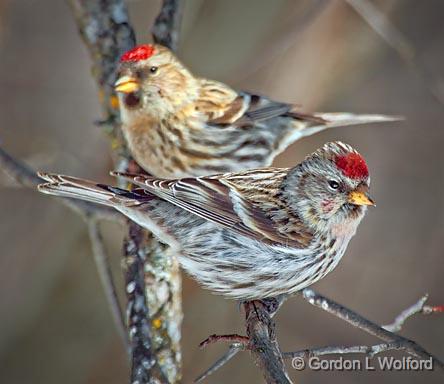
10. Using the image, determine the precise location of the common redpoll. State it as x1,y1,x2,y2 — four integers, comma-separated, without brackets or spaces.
114,44,398,178
38,142,373,300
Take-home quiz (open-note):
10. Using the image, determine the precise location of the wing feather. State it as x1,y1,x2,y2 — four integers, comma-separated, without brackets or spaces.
206,91,326,127
197,78,400,134
112,169,308,247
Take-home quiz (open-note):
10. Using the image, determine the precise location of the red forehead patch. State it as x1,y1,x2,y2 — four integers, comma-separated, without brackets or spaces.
335,153,369,179
120,44,155,62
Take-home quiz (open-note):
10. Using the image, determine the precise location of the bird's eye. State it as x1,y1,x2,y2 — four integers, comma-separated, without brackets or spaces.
328,180,340,190
149,66,158,74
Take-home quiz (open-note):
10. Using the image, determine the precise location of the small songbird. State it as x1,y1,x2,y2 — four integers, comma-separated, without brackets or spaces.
114,44,398,178
38,142,374,300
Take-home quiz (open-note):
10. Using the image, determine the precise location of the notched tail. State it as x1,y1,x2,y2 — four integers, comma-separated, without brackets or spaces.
37,172,150,207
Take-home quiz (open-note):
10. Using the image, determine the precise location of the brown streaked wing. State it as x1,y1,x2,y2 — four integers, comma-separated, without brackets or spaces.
197,79,243,123
208,92,328,128
208,93,293,127
111,170,308,247
241,94,293,122
208,96,246,125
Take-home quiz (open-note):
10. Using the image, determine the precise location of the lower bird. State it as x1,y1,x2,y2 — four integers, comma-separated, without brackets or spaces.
38,142,374,300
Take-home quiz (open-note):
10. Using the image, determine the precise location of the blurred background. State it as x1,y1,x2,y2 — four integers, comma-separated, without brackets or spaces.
0,0,443,383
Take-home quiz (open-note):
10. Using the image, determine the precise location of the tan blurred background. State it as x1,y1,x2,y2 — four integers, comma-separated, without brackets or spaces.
0,0,443,383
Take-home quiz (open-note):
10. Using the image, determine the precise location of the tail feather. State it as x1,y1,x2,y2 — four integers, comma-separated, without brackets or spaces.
314,112,404,127
37,172,146,207
288,112,403,142
38,172,180,249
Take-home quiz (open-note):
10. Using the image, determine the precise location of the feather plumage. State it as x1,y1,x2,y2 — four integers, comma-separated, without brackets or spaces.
38,142,372,299
115,44,401,178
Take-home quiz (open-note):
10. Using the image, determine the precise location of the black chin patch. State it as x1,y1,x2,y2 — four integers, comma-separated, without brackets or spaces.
343,203,363,218
124,92,141,108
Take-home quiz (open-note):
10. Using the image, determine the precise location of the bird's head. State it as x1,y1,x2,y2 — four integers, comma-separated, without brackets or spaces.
114,44,199,120
285,142,374,233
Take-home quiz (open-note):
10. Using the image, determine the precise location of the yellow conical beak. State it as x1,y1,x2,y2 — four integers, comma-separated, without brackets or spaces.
114,75,140,94
348,191,375,206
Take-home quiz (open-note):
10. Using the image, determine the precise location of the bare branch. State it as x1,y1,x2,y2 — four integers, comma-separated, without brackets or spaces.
0,146,41,187
346,0,444,105
195,296,292,383
195,296,289,383
196,289,444,381
194,345,242,383
383,294,426,332
244,300,293,384
301,288,444,370
68,1,184,382
286,292,444,360
346,0,413,60
283,342,406,359
87,218,129,352
198,297,292,384
234,1,328,83
198,291,443,380
0,142,130,353
9,2,438,383
124,222,168,382
151,0,183,52
68,0,135,134
0,146,123,222
382,294,443,332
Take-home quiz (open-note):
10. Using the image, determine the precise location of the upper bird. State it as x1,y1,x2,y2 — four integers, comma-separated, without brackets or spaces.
38,142,374,300
114,44,399,178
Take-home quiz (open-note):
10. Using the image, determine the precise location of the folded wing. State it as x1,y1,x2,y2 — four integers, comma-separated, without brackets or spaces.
112,169,308,248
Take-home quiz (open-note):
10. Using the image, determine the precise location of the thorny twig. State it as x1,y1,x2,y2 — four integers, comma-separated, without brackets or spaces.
346,0,444,105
